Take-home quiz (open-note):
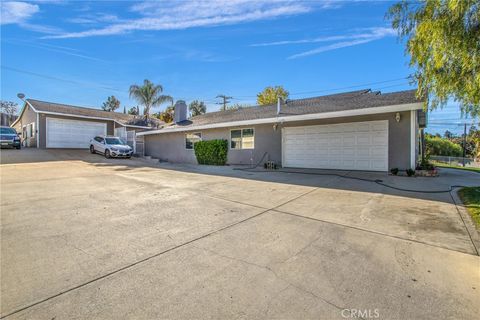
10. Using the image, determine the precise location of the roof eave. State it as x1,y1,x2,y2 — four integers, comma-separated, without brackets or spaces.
137,102,423,136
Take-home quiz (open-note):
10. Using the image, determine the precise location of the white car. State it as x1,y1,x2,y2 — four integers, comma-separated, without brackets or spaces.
90,136,133,158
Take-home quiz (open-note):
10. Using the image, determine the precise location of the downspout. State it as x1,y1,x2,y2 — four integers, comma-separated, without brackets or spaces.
36,112,39,148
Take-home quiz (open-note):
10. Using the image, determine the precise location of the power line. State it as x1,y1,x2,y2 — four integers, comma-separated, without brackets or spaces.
1,65,125,94
3,65,414,105
215,94,233,111
231,76,412,99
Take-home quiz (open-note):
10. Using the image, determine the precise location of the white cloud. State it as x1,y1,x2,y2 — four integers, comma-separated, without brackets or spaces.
282,27,397,59
0,1,39,25
253,27,395,47
1,1,63,34
47,0,314,39
67,13,120,25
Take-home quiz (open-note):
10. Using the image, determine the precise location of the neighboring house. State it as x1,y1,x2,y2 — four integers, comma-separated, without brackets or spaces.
139,89,425,171
1,112,18,126
11,99,162,149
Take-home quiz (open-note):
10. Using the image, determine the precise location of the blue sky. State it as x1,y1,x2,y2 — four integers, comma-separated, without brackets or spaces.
0,0,475,135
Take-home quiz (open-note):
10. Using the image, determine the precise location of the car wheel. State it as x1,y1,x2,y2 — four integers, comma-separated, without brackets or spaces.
105,149,111,159
127,156,131,159
90,145,95,154
16,146,21,150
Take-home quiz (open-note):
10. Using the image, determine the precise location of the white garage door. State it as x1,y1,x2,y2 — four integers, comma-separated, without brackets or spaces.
283,120,388,171
46,117,107,149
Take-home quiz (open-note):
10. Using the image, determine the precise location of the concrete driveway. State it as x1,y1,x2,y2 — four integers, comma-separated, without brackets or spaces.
1,149,479,319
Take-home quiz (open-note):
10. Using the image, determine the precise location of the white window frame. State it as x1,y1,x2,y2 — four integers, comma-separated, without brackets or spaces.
230,128,255,150
27,123,34,138
185,132,202,150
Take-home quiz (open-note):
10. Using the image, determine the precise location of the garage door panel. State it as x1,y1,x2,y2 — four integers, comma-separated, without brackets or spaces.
355,147,370,157
356,134,371,145
371,146,388,157
371,121,388,131
283,120,388,171
342,147,355,157
46,118,107,149
372,134,388,145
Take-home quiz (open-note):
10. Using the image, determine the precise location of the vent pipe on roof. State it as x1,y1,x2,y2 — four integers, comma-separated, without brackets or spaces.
277,97,281,115
174,100,188,123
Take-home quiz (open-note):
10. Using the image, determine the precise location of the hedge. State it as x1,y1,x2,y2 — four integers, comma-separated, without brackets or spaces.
425,136,463,157
194,139,228,165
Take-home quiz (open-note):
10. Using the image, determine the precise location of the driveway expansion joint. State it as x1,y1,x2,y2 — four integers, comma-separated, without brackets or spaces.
0,187,319,319
272,209,479,257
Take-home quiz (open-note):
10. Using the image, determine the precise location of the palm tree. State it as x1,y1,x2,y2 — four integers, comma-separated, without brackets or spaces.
129,80,173,120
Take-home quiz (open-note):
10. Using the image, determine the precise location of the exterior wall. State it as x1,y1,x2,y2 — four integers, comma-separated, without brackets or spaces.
144,111,415,170
12,105,37,147
38,114,114,148
145,123,281,165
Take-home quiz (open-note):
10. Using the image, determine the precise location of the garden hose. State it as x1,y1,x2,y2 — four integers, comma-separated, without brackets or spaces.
233,152,468,194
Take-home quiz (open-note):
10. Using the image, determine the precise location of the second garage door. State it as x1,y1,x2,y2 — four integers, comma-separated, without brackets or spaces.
46,117,107,148
283,120,388,171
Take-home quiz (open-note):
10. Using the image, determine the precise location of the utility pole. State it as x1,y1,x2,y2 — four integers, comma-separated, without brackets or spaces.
462,123,467,167
216,94,233,111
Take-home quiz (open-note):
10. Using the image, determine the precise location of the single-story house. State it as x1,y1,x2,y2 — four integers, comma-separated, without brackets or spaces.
138,89,426,171
11,99,162,150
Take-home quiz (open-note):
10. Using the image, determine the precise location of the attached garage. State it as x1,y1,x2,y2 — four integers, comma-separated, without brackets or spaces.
282,120,389,171
46,117,107,149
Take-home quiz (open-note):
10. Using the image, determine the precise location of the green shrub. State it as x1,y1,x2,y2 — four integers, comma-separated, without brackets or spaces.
390,168,399,175
194,139,228,165
406,168,416,176
425,135,463,157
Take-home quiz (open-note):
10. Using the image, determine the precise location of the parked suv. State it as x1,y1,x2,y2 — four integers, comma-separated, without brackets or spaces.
0,126,21,149
90,136,133,158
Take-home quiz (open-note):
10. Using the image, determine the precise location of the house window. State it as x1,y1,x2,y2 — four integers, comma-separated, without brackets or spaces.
230,128,254,149
27,123,34,138
185,132,202,149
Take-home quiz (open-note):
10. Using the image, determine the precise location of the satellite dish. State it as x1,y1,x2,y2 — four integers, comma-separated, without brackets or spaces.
17,93,25,100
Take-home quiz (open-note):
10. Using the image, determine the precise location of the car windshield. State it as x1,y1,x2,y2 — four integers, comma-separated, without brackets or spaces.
105,138,125,145
0,127,16,134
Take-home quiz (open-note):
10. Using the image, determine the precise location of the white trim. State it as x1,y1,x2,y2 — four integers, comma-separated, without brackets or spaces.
138,102,423,136
122,124,152,129
281,127,285,167
10,101,37,127
36,112,39,148
229,128,255,150
410,110,416,169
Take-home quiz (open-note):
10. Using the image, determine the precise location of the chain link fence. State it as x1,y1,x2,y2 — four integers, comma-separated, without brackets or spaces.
429,155,479,168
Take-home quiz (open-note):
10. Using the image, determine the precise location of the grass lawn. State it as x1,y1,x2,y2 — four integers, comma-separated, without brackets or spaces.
433,163,480,173
459,187,480,230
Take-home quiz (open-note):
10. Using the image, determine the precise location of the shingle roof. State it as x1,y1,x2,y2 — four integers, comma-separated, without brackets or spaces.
26,99,163,128
167,89,421,129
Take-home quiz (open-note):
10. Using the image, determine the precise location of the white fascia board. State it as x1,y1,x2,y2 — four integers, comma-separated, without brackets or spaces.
137,102,423,136
122,124,152,129
32,110,134,126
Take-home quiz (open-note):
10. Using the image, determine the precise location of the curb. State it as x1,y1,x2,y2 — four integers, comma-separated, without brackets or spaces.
451,188,480,255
